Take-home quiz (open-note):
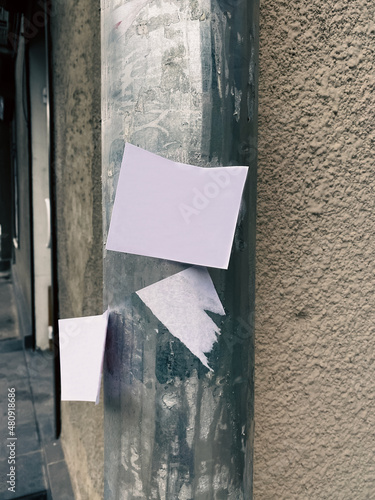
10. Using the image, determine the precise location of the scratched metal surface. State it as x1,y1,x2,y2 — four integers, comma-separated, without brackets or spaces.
101,0,258,498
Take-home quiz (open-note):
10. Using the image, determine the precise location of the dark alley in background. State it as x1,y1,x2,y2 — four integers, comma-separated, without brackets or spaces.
0,1,73,498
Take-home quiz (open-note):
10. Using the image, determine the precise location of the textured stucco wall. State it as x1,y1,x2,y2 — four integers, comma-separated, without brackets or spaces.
255,0,375,498
51,1,103,498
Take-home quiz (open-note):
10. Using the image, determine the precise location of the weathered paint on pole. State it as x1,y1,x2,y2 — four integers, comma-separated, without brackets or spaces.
101,0,258,498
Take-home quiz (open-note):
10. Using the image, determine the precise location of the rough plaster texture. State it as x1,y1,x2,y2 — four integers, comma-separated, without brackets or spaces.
255,0,375,498
51,1,103,498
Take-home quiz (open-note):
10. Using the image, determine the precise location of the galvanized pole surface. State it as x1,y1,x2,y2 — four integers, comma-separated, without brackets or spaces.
101,0,258,498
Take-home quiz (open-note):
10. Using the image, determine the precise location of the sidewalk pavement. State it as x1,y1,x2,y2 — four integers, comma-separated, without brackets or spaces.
0,270,74,500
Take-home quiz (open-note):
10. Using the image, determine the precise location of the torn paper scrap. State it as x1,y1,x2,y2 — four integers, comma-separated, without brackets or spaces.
106,143,248,269
136,267,225,370
59,309,109,403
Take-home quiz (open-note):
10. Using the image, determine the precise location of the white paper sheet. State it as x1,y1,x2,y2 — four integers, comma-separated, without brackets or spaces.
59,310,109,403
136,267,225,370
106,143,248,269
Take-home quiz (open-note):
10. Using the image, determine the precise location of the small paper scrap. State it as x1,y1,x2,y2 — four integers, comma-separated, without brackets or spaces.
106,143,248,269
136,267,225,370
59,309,109,403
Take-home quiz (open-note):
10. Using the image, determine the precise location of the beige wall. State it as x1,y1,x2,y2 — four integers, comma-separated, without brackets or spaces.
255,0,375,498
51,1,103,499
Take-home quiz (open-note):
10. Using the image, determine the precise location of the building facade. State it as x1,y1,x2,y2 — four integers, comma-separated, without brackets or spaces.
1,0,375,498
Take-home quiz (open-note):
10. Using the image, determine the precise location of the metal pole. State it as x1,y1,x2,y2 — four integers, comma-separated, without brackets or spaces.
101,0,258,497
